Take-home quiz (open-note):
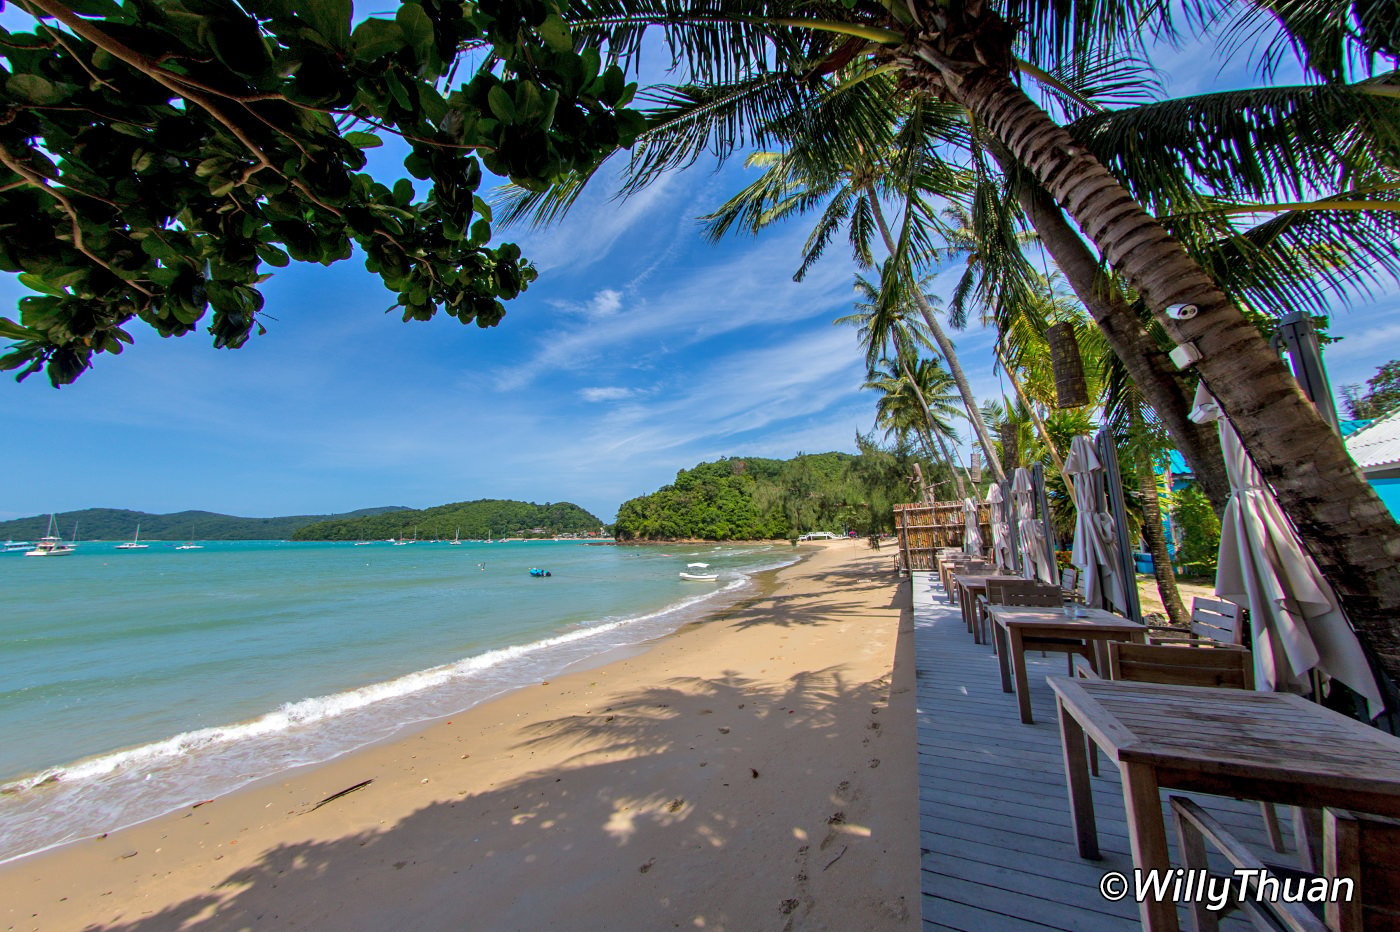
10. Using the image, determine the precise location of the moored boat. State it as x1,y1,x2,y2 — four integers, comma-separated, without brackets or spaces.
25,515,74,557
116,523,148,550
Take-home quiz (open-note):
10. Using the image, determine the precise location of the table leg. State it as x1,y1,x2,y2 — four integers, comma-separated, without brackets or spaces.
1092,638,1109,676
1010,628,1033,724
1121,761,1179,932
993,622,1012,693
1056,696,1099,859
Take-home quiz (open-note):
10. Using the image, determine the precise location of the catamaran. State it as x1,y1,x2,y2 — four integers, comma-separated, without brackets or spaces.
25,515,74,557
115,523,148,550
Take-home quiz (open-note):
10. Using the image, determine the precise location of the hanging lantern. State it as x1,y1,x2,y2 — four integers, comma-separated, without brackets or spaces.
1047,321,1090,408
999,422,1018,474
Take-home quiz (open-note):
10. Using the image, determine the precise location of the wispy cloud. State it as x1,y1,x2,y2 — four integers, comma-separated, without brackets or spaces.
579,386,637,402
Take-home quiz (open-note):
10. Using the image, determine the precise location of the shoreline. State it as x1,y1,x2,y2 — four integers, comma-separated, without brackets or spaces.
0,539,917,931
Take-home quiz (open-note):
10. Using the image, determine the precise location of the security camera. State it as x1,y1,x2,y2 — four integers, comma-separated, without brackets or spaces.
1165,303,1199,321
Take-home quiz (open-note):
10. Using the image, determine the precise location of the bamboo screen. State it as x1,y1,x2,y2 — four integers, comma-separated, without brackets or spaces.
893,501,992,571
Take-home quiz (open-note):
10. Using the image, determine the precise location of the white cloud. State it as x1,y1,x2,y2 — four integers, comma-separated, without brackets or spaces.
579,386,636,402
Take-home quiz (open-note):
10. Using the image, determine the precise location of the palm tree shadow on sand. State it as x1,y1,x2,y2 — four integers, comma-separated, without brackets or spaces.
84,660,907,931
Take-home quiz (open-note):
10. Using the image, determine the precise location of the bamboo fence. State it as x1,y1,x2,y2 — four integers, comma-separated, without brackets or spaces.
894,501,993,572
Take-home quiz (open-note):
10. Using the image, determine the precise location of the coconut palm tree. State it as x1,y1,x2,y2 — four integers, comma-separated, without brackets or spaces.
866,355,969,497
838,266,972,495
514,3,1400,681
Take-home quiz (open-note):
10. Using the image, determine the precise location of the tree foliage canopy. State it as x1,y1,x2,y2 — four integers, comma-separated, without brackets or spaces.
293,497,602,540
1342,358,1400,419
0,0,644,385
612,444,929,541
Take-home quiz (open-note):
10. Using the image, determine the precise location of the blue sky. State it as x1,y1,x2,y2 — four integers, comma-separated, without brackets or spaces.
1,16,1396,524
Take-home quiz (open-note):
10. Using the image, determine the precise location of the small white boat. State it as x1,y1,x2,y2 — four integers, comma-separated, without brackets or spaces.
116,523,148,550
175,525,202,550
449,528,462,546
25,515,74,557
3,539,32,553
680,563,717,581
353,541,373,546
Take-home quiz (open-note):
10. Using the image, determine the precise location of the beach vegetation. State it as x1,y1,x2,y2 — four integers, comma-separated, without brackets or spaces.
1342,359,1400,420
613,442,929,541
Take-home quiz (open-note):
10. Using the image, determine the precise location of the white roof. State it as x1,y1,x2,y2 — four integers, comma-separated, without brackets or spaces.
1346,409,1400,471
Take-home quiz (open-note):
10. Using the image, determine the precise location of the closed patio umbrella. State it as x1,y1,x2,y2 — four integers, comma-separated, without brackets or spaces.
986,484,1014,572
1189,385,1383,716
1064,435,1129,613
962,498,983,557
1012,467,1057,585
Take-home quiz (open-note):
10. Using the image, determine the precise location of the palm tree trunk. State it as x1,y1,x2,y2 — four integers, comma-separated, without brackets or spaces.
866,185,1007,483
935,58,1400,683
993,341,1074,499
1002,157,1233,513
899,356,968,498
1131,405,1190,628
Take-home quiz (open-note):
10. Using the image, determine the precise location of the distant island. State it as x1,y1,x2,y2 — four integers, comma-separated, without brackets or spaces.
613,449,916,542
0,506,410,541
292,499,606,541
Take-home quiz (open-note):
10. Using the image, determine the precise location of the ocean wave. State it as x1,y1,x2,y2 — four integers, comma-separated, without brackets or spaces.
0,566,764,863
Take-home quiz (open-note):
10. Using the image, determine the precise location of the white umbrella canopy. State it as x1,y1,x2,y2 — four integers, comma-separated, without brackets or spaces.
1012,467,1057,585
1064,435,1129,613
962,498,983,557
1189,385,1383,716
986,484,1015,572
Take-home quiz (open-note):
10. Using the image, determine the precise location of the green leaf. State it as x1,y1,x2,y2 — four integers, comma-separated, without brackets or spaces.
66,0,124,17
16,273,68,297
299,0,352,48
256,244,290,267
396,3,435,60
536,13,573,53
6,75,63,105
0,317,42,341
487,85,515,123
351,18,404,61
344,131,384,149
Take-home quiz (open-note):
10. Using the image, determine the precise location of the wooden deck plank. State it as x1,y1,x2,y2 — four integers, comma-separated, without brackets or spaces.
911,572,1288,931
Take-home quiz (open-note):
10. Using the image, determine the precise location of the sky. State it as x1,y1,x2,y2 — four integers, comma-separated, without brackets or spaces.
0,14,1396,525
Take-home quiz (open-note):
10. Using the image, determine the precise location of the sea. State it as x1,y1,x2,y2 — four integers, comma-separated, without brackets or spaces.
0,538,794,864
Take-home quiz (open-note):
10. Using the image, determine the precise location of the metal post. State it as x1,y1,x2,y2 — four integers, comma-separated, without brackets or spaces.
1096,430,1142,622
1271,311,1341,433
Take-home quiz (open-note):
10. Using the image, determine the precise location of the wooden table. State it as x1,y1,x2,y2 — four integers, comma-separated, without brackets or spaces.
950,573,1021,644
986,605,1145,724
1048,676,1400,932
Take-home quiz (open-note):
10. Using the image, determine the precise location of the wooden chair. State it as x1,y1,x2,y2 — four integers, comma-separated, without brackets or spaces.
1060,565,1080,603
944,557,993,604
1150,595,1247,645
984,579,1092,673
1172,798,1400,931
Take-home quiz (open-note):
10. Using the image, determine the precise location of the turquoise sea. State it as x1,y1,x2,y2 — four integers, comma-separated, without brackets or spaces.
0,539,791,863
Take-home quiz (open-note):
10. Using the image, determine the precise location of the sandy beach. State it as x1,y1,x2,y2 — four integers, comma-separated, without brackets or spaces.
1,541,917,931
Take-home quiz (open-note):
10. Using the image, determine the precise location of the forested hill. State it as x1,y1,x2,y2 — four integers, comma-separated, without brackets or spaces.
0,506,408,541
293,499,604,541
612,449,920,541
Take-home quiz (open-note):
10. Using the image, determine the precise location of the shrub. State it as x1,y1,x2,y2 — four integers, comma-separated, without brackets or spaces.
1172,485,1220,575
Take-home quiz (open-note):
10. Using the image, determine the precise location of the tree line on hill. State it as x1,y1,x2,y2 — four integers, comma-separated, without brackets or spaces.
612,442,935,542
292,499,603,541
0,507,408,541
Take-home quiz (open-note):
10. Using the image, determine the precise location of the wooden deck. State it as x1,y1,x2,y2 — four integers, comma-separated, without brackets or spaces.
912,571,1281,931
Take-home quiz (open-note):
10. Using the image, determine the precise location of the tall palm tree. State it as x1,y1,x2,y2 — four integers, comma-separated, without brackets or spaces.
837,266,971,496
866,355,968,498
517,3,1400,683
704,142,1007,481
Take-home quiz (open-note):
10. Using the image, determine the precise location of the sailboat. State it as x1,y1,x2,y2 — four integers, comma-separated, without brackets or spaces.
175,525,203,550
25,515,75,557
449,527,462,546
116,523,149,550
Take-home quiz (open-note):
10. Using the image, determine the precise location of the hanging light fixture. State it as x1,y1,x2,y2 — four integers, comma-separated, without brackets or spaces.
1047,321,1089,408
